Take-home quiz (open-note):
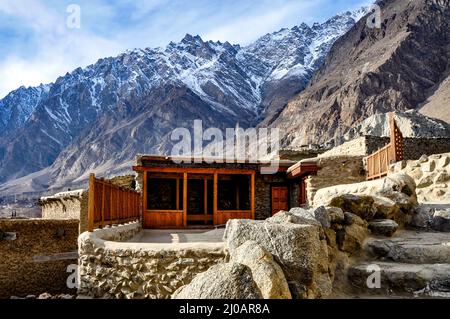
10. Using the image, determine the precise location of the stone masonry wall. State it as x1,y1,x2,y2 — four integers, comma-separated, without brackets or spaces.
78,222,226,299
305,156,366,206
390,153,450,203
0,219,79,298
320,136,450,161
40,190,89,234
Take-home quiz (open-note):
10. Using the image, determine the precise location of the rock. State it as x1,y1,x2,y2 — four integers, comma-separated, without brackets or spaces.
368,219,399,237
313,174,417,215
25,295,36,299
432,209,450,232
172,263,262,299
417,174,434,188
365,231,450,264
410,206,434,229
230,241,292,299
314,206,331,228
372,197,400,219
421,160,436,173
38,293,52,299
434,171,450,184
343,212,367,227
224,219,331,299
336,224,369,254
419,155,429,163
267,209,320,227
436,156,449,169
329,194,376,220
327,207,345,224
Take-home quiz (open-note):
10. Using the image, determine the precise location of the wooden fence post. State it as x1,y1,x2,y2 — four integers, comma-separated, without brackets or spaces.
88,174,95,232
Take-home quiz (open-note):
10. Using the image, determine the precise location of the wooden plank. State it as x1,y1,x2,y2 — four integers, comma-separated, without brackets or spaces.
213,173,218,225
88,174,95,232
146,210,184,213
183,172,188,228
187,215,213,221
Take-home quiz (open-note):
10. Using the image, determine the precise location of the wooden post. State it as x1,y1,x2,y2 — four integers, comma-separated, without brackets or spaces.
183,172,188,228
213,173,218,225
236,182,240,211
101,184,105,228
143,171,148,227
251,172,255,220
204,178,208,224
88,174,95,232
176,178,180,211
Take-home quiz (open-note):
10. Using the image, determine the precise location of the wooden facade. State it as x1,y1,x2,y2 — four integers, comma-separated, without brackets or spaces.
132,156,319,229
133,164,256,228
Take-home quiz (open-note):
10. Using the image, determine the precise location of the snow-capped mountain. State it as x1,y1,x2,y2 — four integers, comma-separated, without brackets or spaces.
0,9,365,193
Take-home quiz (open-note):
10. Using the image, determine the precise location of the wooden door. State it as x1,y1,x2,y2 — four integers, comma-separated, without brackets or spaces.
272,187,289,215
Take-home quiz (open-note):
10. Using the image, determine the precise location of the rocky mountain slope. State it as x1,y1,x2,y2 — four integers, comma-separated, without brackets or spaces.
0,10,365,193
268,0,450,149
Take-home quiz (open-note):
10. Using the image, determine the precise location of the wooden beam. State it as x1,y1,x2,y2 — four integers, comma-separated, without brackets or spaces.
251,172,255,220
132,167,255,175
88,174,95,232
213,173,218,225
183,172,188,228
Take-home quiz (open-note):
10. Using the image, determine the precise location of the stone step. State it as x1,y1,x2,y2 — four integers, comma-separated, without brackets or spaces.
348,262,450,298
364,230,450,264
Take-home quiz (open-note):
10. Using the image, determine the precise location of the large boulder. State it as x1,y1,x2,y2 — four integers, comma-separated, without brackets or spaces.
224,219,331,299
313,173,417,211
172,262,262,299
230,241,292,299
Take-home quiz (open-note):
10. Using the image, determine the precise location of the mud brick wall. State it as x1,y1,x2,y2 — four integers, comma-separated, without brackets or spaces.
0,219,79,298
40,190,88,233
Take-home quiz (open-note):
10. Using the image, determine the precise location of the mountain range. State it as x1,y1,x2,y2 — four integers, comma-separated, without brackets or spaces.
0,0,449,197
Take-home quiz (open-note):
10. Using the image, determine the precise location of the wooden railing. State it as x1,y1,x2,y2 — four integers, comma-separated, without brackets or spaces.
366,112,404,180
88,174,141,232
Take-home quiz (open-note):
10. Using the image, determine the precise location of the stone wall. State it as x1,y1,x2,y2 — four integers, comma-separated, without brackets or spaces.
305,156,367,206
390,153,450,203
40,190,89,233
0,219,79,298
78,222,226,299
255,174,299,220
320,136,450,161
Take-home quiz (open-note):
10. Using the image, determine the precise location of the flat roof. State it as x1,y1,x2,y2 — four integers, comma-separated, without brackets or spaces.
135,155,297,166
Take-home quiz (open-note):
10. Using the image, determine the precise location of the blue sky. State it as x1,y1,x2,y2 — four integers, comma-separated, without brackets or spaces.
0,0,371,98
